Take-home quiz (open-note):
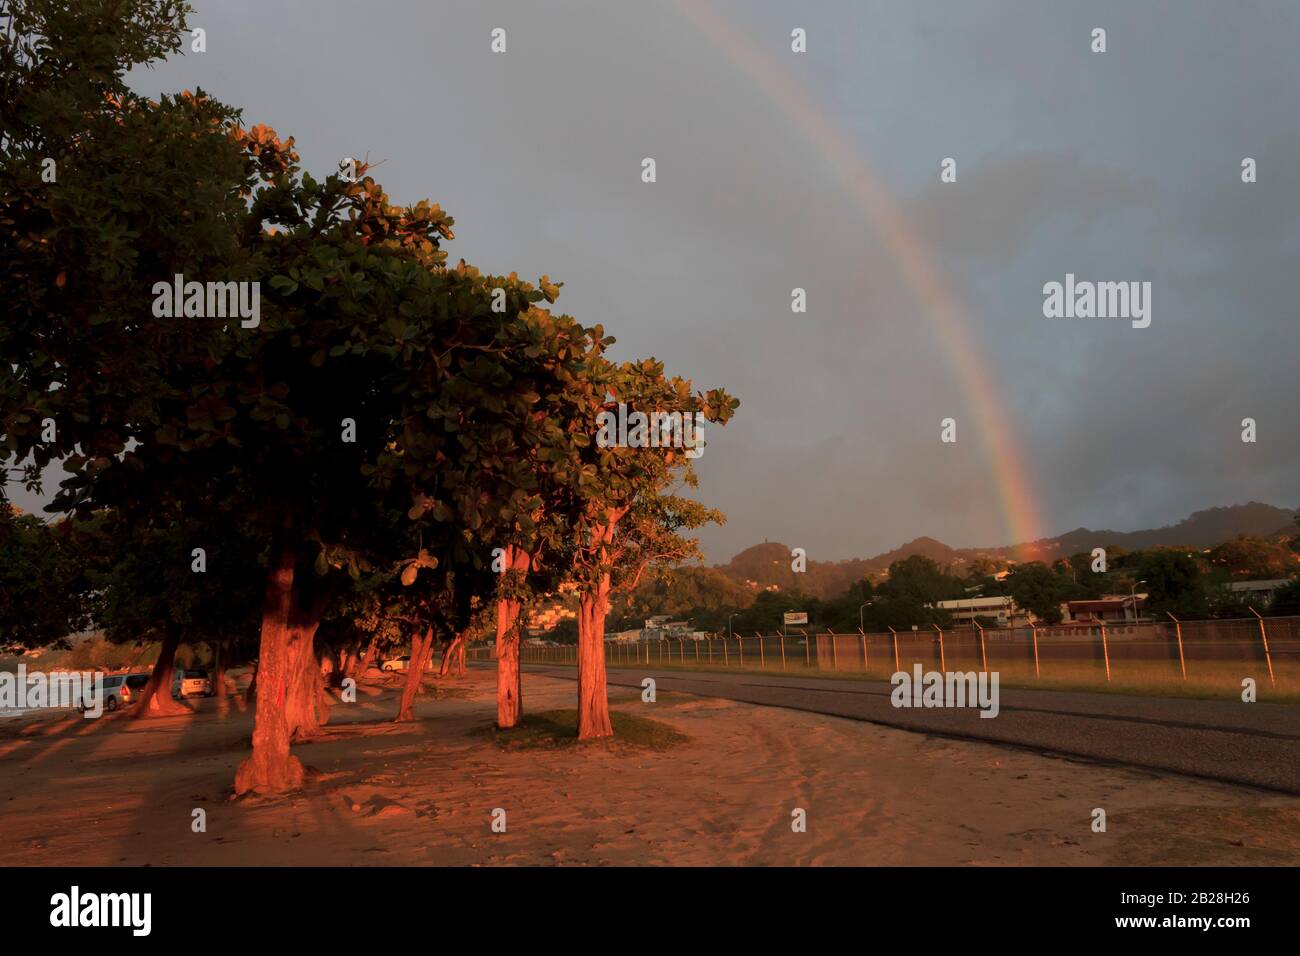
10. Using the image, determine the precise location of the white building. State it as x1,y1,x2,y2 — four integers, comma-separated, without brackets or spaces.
931,595,1027,627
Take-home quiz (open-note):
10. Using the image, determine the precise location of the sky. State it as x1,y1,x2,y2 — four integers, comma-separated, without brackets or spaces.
7,0,1299,563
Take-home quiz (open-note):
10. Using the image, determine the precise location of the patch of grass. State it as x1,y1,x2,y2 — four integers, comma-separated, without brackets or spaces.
479,708,690,751
1110,804,1300,865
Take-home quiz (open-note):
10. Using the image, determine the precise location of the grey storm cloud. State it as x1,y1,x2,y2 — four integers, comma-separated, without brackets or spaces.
6,0,1297,563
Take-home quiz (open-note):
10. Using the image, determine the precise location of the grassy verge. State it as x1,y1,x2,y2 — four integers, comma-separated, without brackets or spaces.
479,708,690,751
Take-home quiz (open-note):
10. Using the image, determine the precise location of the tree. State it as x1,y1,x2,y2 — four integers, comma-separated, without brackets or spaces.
1004,562,1071,624
1207,536,1297,581
561,364,737,739
75,505,263,716
0,505,90,650
1134,549,1209,617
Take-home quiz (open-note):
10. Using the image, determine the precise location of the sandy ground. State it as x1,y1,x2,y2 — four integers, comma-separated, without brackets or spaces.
0,670,1297,866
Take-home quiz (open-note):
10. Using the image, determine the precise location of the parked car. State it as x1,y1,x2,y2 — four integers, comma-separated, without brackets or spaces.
82,672,151,712
380,654,438,672
172,669,214,699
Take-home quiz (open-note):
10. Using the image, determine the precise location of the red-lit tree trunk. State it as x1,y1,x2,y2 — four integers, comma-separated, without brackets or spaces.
396,626,435,722
336,646,355,686
235,525,304,795
439,630,466,677
576,510,625,740
495,545,530,728
355,640,378,677
284,602,328,741
212,638,225,700
577,575,613,739
133,623,187,718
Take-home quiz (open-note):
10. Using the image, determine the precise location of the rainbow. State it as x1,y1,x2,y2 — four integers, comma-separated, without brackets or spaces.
674,0,1048,552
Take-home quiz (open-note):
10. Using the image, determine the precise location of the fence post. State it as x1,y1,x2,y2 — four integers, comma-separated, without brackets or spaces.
975,620,987,672
1166,612,1186,681
1247,607,1276,687
889,626,900,674
780,634,787,670
829,629,838,671
708,638,714,664
1100,624,1111,682
804,630,811,667
695,639,700,663
758,633,765,669
1028,621,1040,678
737,635,744,668
723,637,729,667
932,623,945,672
859,627,868,674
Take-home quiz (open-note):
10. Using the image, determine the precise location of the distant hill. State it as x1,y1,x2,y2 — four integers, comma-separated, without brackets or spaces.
717,502,1298,598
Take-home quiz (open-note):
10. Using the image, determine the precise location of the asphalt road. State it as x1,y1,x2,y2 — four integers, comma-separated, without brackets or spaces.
515,663,1300,794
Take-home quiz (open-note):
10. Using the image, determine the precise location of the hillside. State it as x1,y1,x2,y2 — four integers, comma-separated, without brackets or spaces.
717,502,1298,598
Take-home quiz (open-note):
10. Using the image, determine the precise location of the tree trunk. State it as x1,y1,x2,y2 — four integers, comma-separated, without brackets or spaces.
576,510,624,740
577,577,614,739
212,638,225,699
234,525,305,796
285,627,328,741
337,646,356,686
439,630,466,677
495,545,530,729
396,626,435,722
133,624,187,718
455,637,466,676
356,640,378,677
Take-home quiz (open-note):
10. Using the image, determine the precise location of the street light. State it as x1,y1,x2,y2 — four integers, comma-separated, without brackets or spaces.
727,612,738,641
859,601,873,632
1130,580,1147,624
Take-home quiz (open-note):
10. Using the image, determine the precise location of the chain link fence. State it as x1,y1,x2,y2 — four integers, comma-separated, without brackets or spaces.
485,614,1300,694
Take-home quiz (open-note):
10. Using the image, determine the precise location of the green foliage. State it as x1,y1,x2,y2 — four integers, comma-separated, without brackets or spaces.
0,505,90,648
1134,549,1211,617
1004,562,1072,624
1206,536,1297,581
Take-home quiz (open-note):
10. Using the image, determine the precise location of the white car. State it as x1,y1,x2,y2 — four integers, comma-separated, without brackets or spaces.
172,669,214,699
381,655,437,672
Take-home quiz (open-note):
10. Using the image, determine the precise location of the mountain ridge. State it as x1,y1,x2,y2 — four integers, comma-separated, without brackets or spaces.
717,502,1298,597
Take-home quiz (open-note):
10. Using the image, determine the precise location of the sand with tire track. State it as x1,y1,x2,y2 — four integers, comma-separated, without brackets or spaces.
0,668,1296,866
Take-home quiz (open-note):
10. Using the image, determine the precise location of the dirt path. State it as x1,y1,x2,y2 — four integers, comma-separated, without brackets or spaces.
0,670,1296,866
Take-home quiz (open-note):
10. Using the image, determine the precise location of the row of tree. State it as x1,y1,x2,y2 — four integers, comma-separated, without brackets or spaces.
0,1,736,793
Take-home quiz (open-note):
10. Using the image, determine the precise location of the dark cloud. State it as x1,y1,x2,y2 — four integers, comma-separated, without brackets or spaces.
8,0,1297,563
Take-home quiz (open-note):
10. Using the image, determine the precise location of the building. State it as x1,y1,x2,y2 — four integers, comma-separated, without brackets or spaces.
642,619,695,641
1224,579,1293,607
1060,594,1146,625
525,599,576,637
931,595,1029,627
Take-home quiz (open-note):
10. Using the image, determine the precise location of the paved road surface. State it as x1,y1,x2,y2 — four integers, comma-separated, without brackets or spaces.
511,663,1300,794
